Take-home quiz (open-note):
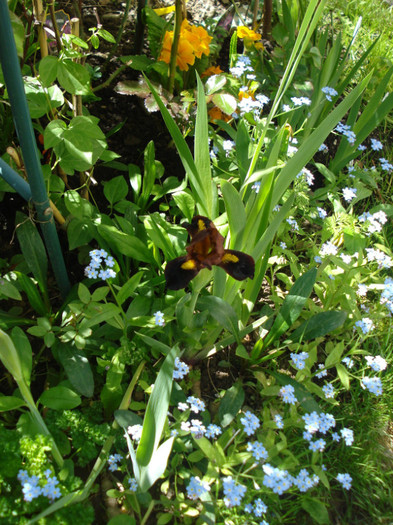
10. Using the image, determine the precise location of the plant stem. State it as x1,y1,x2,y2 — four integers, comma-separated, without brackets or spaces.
111,0,133,56
168,0,183,93
18,380,64,467
48,0,62,51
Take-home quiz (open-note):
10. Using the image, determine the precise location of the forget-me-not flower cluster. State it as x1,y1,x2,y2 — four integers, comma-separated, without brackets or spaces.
361,376,383,395
222,476,247,507
365,355,387,372
279,384,298,404
380,157,393,172
380,277,393,313
18,469,62,502
173,357,190,379
354,317,375,334
247,440,268,461
321,86,338,101
358,210,387,234
365,247,393,269
342,187,357,202
108,453,123,472
240,411,261,435
85,249,117,280
335,122,356,144
229,55,253,77
186,476,210,500
154,310,165,326
290,351,309,370
337,472,352,490
370,138,383,151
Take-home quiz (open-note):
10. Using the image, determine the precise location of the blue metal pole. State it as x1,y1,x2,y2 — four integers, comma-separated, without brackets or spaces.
0,158,32,201
0,1,71,297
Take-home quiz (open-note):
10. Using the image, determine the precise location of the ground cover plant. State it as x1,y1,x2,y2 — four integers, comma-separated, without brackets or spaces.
0,0,393,523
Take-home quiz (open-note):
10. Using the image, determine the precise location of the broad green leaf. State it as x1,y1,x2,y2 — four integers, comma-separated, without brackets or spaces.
97,28,116,43
57,343,94,397
63,191,95,218
96,224,153,263
77,283,91,304
14,272,47,316
221,180,246,247
336,363,350,390
195,73,215,217
263,268,317,349
9,11,25,57
135,332,172,355
143,213,177,261
212,93,237,115
67,218,94,249
83,303,122,328
0,396,26,411
219,381,245,427
114,410,143,428
116,271,144,306
57,59,91,95
269,371,321,413
0,280,21,300
11,327,32,385
103,175,129,205
0,324,28,381
325,341,345,368
39,55,58,87
44,119,67,148
15,212,48,297
136,345,178,466
236,119,251,182
197,296,240,342
172,191,195,221
205,73,227,95
290,311,347,342
137,436,175,492
39,386,81,410
192,436,225,467
138,141,156,210
301,497,330,524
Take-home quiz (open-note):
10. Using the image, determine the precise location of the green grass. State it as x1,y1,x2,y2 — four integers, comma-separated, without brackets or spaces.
329,328,393,523
325,0,393,98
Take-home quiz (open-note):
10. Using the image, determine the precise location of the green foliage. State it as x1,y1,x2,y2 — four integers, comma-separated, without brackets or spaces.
0,1,393,524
